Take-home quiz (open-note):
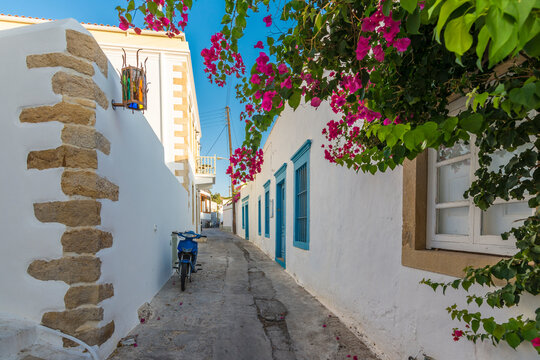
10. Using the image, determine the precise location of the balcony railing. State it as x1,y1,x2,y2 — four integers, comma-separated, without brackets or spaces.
196,155,216,175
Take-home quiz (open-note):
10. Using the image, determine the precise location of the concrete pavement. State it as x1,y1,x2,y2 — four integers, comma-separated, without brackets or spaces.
108,229,379,360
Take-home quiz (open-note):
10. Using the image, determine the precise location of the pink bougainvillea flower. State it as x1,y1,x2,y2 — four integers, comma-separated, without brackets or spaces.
278,63,288,74
393,38,411,52
133,343,138,348
160,16,170,27
183,5,188,11
263,15,272,27
118,16,130,31
140,318,145,323
250,73,261,85
532,337,540,347
179,302,183,305
311,97,322,108
372,44,384,62
336,336,340,340
322,324,327,328
418,1,426,10
134,27,142,35
355,36,371,61
383,118,391,125
262,91,277,112
254,41,264,49
347,355,351,358
280,76,292,89
361,17,378,32
353,356,358,360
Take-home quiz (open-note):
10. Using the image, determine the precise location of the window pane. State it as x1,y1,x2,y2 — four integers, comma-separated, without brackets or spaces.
437,142,470,162
437,207,468,235
437,159,470,203
481,202,531,235
488,144,531,173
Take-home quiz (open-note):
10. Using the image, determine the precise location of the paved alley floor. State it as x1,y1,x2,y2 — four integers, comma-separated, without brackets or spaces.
108,229,379,360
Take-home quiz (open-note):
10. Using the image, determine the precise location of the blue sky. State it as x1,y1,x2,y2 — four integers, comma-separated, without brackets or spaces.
1,0,277,198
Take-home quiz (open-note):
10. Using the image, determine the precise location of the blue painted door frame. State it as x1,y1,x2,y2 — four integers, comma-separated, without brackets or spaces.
244,202,249,240
274,163,287,268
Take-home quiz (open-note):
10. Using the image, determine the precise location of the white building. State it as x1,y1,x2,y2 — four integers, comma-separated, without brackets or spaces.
0,16,212,359
0,14,216,232
235,100,537,360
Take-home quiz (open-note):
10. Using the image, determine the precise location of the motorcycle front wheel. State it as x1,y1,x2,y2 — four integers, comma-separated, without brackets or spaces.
180,263,189,291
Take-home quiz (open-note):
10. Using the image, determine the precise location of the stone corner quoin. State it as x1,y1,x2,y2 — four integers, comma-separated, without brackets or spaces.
23,28,117,347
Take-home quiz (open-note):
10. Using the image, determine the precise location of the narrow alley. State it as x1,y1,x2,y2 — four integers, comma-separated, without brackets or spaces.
108,229,380,360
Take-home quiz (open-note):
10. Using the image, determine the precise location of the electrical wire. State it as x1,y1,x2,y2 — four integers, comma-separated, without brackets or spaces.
205,124,228,156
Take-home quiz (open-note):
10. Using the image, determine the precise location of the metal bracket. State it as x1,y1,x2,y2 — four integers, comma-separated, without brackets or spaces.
111,100,124,110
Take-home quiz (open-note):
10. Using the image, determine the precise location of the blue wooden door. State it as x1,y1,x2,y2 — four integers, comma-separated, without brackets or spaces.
244,203,249,240
275,180,286,267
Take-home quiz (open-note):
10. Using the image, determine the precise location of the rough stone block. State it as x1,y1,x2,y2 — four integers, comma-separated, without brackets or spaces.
64,284,114,309
61,125,110,155
19,102,95,125
61,170,118,201
63,321,114,347
65,30,108,77
27,145,97,170
27,53,94,76
62,96,96,109
27,256,101,284
52,72,108,110
34,200,101,226
42,307,103,334
61,228,112,254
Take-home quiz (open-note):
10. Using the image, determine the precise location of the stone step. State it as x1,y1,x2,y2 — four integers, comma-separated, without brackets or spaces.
0,316,37,359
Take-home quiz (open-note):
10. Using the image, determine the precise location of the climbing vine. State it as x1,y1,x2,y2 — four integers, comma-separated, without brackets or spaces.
116,0,540,353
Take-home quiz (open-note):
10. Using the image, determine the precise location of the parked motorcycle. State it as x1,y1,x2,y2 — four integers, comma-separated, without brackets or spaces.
172,231,205,291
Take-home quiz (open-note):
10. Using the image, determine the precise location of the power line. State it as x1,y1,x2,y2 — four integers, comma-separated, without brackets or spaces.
205,125,227,156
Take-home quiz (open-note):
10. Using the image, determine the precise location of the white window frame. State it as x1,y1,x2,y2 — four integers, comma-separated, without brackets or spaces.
426,98,533,257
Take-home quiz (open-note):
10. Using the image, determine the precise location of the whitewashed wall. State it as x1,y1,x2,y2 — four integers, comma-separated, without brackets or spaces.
236,102,538,360
0,19,191,358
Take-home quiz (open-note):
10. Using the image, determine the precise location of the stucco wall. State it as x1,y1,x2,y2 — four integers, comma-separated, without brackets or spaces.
235,103,538,360
0,19,190,358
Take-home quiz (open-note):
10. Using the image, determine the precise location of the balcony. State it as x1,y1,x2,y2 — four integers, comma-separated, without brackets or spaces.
195,155,216,189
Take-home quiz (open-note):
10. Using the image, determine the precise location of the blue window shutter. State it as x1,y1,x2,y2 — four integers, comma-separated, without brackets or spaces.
258,196,261,235
264,180,270,237
291,140,311,250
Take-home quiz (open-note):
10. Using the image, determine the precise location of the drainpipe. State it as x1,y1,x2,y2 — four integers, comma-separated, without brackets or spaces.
37,324,99,360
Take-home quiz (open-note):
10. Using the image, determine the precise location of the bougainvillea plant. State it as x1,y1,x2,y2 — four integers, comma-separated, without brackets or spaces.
117,0,540,353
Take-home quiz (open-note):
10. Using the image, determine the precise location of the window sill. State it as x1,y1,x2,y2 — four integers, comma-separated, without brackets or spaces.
293,241,309,251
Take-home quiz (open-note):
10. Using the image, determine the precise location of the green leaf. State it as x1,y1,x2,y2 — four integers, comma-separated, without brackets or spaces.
493,325,505,340
522,324,539,341
289,90,301,109
232,27,244,39
476,27,490,68
505,332,521,349
444,15,475,56
382,0,392,17
221,14,231,24
407,8,421,34
401,0,418,14
460,113,484,134
509,82,539,109
235,15,246,28
483,319,496,333
436,0,467,42
471,319,480,333
315,13,323,31
127,0,135,11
